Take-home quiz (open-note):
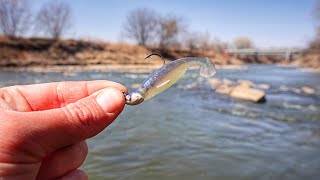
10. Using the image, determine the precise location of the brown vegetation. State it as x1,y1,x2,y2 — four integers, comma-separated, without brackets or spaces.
0,36,299,68
0,36,230,67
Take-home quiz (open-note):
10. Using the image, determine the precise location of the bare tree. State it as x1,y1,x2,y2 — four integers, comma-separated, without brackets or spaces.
0,0,31,38
157,15,185,48
183,31,208,52
233,37,254,49
183,31,227,53
310,0,320,49
36,1,72,40
184,31,200,52
123,8,158,46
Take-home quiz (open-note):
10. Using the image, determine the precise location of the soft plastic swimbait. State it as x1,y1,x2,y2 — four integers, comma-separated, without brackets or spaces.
124,55,216,105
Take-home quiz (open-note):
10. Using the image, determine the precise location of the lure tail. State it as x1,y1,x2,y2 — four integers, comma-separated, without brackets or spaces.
199,57,216,77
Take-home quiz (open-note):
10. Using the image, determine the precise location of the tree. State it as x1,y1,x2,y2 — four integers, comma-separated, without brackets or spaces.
158,15,185,48
183,31,210,52
36,1,72,40
310,0,320,49
233,37,253,49
123,8,158,46
0,0,31,38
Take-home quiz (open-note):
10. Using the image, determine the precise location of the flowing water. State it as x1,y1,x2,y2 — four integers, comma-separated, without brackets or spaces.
1,65,320,180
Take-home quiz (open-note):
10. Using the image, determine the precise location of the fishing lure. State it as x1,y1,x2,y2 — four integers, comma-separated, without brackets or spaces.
124,54,216,105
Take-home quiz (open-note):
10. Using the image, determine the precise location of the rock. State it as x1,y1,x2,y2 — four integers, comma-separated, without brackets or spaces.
215,85,234,95
131,83,140,89
223,79,233,86
237,80,254,88
230,86,266,103
238,82,252,88
257,83,270,90
301,86,316,94
208,78,221,89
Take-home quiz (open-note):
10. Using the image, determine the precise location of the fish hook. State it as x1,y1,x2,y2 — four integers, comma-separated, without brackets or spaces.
144,53,166,65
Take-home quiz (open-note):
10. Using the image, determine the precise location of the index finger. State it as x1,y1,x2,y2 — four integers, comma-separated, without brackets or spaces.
1,81,128,111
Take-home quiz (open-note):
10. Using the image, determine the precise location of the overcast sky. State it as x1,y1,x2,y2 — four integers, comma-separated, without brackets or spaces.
33,0,318,48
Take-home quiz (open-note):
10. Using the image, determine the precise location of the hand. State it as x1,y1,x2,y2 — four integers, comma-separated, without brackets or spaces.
0,81,127,180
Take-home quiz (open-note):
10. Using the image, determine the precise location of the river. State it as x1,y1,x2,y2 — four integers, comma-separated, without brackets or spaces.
0,64,320,180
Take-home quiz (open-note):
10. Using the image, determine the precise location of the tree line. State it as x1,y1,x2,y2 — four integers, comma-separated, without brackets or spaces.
2,1,319,51
0,0,71,40
0,1,254,50
122,7,254,51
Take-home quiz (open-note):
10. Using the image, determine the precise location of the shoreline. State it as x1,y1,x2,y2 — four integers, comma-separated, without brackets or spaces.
0,64,248,73
1,64,319,73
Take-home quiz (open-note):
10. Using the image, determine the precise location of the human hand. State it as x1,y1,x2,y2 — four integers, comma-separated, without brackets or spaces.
0,81,127,180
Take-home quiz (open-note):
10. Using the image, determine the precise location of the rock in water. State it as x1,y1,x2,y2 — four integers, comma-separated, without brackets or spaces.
215,85,234,95
301,86,316,94
223,79,233,86
208,78,221,89
230,86,266,103
237,80,254,88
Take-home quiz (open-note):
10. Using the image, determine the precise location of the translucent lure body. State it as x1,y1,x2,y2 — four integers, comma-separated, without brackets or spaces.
125,57,216,105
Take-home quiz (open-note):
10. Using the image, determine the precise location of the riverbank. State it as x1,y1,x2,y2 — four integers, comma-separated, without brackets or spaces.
0,64,247,73
0,36,319,71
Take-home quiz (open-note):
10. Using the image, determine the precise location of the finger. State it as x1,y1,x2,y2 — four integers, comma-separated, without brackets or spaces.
36,141,88,180
57,169,88,180
0,98,14,110
0,81,128,112
11,87,125,153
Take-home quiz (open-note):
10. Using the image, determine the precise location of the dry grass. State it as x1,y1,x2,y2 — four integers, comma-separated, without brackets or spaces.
0,36,229,66
1,36,314,68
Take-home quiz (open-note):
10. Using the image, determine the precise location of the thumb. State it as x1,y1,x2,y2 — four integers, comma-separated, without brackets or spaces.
16,87,125,153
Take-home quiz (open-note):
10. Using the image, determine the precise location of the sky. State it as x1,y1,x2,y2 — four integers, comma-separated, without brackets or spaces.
33,0,318,48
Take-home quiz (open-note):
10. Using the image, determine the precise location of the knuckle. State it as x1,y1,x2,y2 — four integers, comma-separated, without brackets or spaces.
63,98,104,130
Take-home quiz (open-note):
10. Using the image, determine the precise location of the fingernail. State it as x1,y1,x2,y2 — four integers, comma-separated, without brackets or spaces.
96,88,124,113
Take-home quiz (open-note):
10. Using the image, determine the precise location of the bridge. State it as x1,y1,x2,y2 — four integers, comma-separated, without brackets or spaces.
226,48,304,61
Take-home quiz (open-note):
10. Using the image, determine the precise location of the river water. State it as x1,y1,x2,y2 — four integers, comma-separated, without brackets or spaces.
0,65,320,179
